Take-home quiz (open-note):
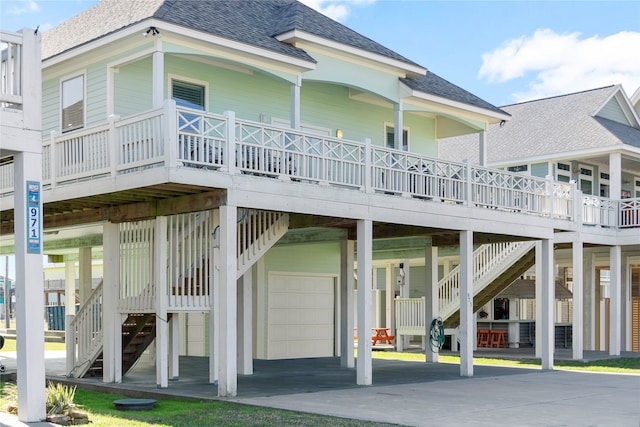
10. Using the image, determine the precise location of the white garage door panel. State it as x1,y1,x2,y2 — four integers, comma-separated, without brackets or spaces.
267,273,335,360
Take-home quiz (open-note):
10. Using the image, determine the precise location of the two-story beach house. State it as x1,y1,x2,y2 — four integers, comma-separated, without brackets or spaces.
1,0,636,398
440,86,640,356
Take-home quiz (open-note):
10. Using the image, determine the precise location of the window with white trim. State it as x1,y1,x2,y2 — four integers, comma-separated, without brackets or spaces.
507,164,529,174
172,79,205,110
61,75,84,132
578,165,594,195
385,125,408,151
599,172,610,198
556,162,572,183
635,177,640,198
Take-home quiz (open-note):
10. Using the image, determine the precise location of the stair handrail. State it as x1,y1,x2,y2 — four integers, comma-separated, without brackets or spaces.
68,280,103,378
237,210,289,278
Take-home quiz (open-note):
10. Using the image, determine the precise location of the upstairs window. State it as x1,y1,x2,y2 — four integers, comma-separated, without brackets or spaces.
578,165,594,195
507,165,529,174
385,125,408,151
61,75,84,132
556,162,572,183
172,79,205,110
600,172,610,198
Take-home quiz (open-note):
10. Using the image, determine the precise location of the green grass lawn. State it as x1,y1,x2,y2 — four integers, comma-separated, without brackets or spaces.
0,338,66,352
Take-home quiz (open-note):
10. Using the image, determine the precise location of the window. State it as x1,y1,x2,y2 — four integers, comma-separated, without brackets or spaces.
556,162,571,183
578,165,594,195
172,79,205,110
507,165,529,174
61,75,84,132
635,178,640,198
600,172,610,198
385,125,408,151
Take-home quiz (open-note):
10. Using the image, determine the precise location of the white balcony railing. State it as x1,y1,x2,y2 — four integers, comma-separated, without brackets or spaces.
4,100,639,227
1,30,23,107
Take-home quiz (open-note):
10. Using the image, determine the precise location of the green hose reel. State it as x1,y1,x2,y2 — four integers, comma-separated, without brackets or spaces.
429,317,445,352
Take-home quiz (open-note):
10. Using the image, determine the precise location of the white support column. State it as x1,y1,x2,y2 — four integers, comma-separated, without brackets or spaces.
459,230,474,377
540,239,555,370
609,245,621,356
290,80,301,130
14,152,46,422
357,219,373,385
209,210,220,383
385,263,396,349
394,103,403,150
237,268,253,375
535,241,542,358
152,49,164,108
425,243,439,363
572,240,584,360
340,239,355,368
400,260,410,349
79,247,92,304
155,216,169,388
65,260,76,373
609,153,622,201
218,205,238,396
102,222,121,383
478,130,488,167
169,314,179,380
584,250,595,350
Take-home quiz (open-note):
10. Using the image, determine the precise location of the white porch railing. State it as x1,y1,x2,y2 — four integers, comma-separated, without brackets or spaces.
119,220,156,313
11,100,640,226
395,241,536,335
582,195,617,227
1,30,23,106
237,210,289,277
620,198,640,228
68,281,103,378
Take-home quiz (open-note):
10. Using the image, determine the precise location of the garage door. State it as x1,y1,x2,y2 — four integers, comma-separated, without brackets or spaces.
267,273,335,359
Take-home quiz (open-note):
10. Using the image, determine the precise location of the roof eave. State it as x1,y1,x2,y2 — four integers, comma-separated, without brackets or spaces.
275,29,426,78
43,19,317,72
403,85,511,123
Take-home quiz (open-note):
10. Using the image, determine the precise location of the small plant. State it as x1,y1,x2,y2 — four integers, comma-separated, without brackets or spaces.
45,381,76,415
0,382,18,414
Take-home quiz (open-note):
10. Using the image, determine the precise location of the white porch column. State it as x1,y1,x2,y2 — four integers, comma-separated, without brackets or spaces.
237,268,253,375
583,250,595,350
394,103,403,150
459,231,474,377
14,152,46,421
168,314,179,380
357,219,373,385
609,245,622,356
218,205,238,396
155,216,169,388
425,243,439,363
340,239,355,368
290,79,301,130
540,238,555,370
102,222,122,383
479,130,488,167
64,260,76,373
609,153,622,200
535,241,542,358
572,240,584,360
79,247,92,304
399,260,410,349
209,210,220,383
152,49,164,108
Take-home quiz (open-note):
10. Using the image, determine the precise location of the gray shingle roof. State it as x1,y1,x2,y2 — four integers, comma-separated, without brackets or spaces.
439,86,640,164
401,72,508,116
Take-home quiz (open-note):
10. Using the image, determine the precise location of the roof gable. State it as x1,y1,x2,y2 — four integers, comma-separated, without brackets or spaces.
596,97,632,126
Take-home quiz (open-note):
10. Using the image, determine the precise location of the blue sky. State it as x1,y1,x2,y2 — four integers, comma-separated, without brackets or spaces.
2,0,639,107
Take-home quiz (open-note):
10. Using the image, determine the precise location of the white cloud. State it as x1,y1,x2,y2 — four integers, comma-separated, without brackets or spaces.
479,29,640,102
299,0,374,21
6,0,40,15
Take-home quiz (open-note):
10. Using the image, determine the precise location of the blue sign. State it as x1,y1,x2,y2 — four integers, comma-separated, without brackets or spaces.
27,181,41,254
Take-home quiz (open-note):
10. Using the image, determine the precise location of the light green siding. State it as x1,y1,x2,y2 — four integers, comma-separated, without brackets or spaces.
265,242,340,275
597,98,630,125
41,78,59,135
114,57,153,117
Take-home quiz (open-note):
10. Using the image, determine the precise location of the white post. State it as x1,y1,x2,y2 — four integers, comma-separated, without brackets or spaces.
535,241,542,358
609,245,621,356
65,259,76,373
572,240,584,360
14,152,46,421
478,130,488,167
609,153,622,201
363,138,372,193
224,111,236,175
425,243,439,363
400,259,409,349
152,50,164,109
237,269,253,375
385,263,396,349
340,239,355,368
584,250,595,350
459,230,474,377
218,205,238,396
540,238,555,370
394,103,403,150
290,80,301,130
155,216,169,388
102,222,121,383
79,247,92,304
209,210,220,383
357,219,373,385
169,314,179,380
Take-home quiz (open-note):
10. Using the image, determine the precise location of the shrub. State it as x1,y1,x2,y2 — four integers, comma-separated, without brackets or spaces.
45,381,76,415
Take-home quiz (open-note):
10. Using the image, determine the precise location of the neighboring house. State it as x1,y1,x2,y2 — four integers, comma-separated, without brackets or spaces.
0,1,637,399
440,85,640,354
